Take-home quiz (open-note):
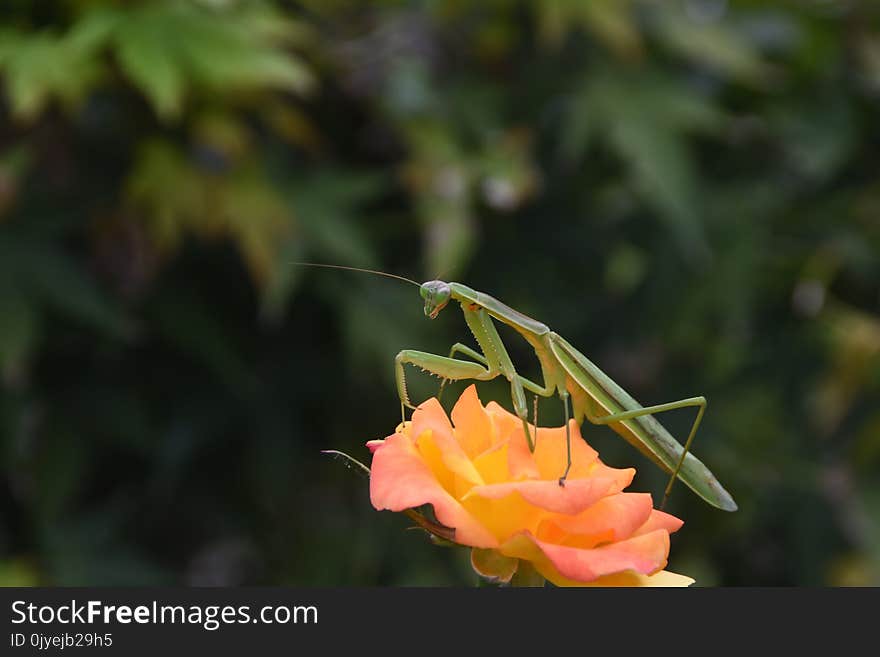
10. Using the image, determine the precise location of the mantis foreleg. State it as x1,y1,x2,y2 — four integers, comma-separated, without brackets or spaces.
399,307,556,453
396,350,494,411
438,343,488,401
438,343,552,399
396,345,540,452
447,343,488,364
582,396,707,509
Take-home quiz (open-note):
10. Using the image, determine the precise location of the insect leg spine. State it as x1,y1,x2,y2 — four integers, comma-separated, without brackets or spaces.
398,358,412,408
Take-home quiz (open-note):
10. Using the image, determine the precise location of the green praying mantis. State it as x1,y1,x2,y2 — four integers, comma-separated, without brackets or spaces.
303,264,737,512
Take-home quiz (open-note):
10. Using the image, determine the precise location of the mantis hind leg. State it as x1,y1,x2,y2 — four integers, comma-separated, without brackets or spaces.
583,396,707,509
662,400,705,509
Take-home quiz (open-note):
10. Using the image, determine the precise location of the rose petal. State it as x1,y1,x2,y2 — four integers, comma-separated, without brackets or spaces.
544,492,655,542
451,385,495,457
635,509,684,535
484,401,612,482
500,529,671,583
369,433,498,548
410,398,454,443
505,432,542,480
463,465,634,515
471,441,510,485
548,568,695,587
416,429,484,489
484,401,521,443
459,489,545,542
531,421,601,480
484,403,541,479
409,398,484,488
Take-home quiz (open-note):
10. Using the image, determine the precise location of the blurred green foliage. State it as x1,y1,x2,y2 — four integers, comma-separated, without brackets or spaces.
0,0,878,586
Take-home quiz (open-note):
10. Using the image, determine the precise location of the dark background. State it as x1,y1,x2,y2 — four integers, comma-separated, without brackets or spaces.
0,0,878,586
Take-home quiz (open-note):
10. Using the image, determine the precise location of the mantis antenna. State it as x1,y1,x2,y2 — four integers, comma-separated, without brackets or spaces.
290,262,420,287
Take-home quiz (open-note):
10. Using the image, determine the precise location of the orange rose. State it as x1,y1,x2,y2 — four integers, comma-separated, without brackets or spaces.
367,385,693,587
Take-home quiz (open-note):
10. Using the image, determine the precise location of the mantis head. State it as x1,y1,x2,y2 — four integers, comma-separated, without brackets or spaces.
420,280,452,319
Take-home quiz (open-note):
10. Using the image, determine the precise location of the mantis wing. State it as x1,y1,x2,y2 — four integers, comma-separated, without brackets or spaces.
548,333,737,512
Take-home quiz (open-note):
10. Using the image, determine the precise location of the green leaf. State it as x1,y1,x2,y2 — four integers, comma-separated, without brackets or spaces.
151,290,256,396
176,10,314,94
2,31,102,119
421,199,476,279
565,70,716,261
0,279,38,376
66,7,123,54
471,548,519,584
261,170,383,322
610,112,709,259
19,246,131,339
0,29,23,67
0,237,129,341
115,23,185,119
291,170,383,267
581,0,642,58
0,559,39,587
655,7,770,83
536,0,642,57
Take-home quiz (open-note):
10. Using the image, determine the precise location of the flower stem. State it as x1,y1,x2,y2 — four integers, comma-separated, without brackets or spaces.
510,561,545,587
